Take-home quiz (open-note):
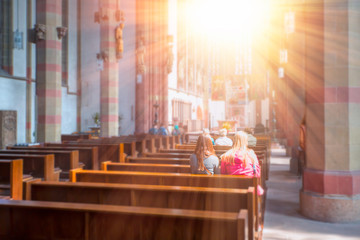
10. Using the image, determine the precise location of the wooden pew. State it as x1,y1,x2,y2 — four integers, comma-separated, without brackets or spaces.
70,169,259,195
0,199,248,240
30,182,255,239
143,150,268,183
45,142,123,167
162,136,170,150
146,137,156,153
75,138,138,159
0,154,59,181
110,136,149,156
9,145,99,170
127,156,189,165
90,160,265,232
61,133,91,142
128,155,266,186
143,152,190,158
0,159,23,200
0,149,80,179
174,144,270,180
111,135,167,155
102,161,191,173
160,148,227,156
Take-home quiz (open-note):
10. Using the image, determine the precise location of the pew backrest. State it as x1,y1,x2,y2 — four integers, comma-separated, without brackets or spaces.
0,159,23,200
102,161,191,173
0,154,58,181
0,150,79,178
127,157,189,165
8,146,99,170
0,199,248,240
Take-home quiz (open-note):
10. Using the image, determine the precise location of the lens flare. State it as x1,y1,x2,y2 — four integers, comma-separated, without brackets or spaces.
188,0,270,40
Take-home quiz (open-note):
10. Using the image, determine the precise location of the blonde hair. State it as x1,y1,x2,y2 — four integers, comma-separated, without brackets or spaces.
221,131,254,166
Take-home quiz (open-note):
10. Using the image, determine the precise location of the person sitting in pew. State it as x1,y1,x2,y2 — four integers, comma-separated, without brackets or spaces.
215,128,233,146
148,124,158,135
220,131,264,195
190,135,219,175
158,123,169,136
244,128,257,147
171,125,181,136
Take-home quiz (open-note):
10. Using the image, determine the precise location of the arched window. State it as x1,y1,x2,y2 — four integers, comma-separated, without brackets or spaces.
0,0,13,75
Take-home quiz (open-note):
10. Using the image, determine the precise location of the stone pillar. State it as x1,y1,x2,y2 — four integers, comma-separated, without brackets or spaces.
135,0,150,133
26,0,33,143
36,0,62,142
300,0,360,222
135,0,168,133
99,0,119,137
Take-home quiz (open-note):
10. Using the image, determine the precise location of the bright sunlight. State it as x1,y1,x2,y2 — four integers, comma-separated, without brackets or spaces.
188,0,270,40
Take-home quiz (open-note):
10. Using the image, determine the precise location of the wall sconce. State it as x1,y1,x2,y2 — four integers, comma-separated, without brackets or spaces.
97,51,108,62
96,57,104,71
96,51,108,71
56,27,67,40
34,24,46,43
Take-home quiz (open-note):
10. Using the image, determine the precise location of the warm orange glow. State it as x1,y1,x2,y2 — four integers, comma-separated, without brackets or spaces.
188,0,270,40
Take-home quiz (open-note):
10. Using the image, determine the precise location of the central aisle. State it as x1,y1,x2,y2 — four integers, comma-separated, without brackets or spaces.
262,148,360,240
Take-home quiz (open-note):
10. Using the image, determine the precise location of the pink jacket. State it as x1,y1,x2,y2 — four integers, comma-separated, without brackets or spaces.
220,149,264,195
220,149,260,176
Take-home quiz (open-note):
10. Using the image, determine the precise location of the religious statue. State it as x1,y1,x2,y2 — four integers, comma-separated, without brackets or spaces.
136,37,146,74
56,27,67,40
34,24,46,42
115,23,125,59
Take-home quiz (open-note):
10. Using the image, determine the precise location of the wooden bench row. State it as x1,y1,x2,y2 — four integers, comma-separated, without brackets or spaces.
0,199,248,240
0,133,265,239
174,144,270,181
70,168,261,239
29,181,255,239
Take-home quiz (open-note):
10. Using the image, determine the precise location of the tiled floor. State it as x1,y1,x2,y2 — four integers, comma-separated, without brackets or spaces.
262,148,360,240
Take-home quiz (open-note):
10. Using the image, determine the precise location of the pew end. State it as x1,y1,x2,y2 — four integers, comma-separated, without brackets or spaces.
101,161,112,171
69,168,84,183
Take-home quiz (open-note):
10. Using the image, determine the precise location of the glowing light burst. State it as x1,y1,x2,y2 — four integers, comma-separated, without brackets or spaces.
188,0,270,40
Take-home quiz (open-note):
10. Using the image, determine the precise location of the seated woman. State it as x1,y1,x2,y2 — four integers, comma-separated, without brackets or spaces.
190,135,219,175
171,125,181,136
215,128,233,146
220,131,264,195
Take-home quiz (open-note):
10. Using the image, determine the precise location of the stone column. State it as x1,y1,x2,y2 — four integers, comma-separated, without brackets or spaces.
135,0,150,133
99,0,119,137
36,0,62,142
26,0,33,143
300,0,360,222
135,0,168,133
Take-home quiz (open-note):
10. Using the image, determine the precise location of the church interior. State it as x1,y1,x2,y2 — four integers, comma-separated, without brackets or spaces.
0,0,359,239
